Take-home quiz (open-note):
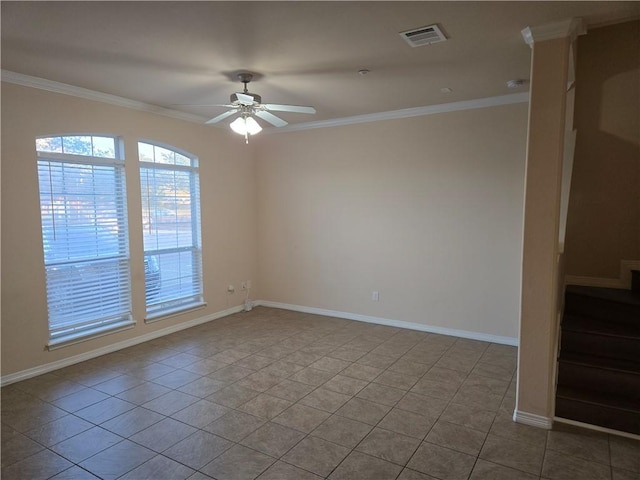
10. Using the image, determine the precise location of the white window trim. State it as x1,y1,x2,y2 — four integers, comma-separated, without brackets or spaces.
37,135,133,347
138,140,204,320
144,301,207,324
37,151,124,166
47,318,136,350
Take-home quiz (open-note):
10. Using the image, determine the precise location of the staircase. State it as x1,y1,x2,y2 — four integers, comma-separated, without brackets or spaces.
556,270,640,435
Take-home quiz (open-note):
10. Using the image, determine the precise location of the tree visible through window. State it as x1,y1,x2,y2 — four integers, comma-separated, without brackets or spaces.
139,141,203,318
36,135,133,345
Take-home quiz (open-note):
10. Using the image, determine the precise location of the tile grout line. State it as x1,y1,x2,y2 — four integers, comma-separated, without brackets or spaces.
6,309,627,480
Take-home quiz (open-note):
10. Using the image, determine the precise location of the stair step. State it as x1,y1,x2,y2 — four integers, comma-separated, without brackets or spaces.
559,352,640,373
556,385,639,413
556,387,640,435
562,314,640,359
566,285,640,306
557,355,639,394
558,284,640,433
565,285,640,326
561,327,639,363
562,314,640,338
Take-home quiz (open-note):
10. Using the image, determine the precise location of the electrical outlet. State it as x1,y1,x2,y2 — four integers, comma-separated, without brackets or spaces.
228,285,235,293
372,291,379,301
241,281,247,291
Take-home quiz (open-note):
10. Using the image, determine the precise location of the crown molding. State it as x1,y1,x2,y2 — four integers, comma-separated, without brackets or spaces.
522,17,586,47
3,69,529,134
1,70,208,124
268,92,530,134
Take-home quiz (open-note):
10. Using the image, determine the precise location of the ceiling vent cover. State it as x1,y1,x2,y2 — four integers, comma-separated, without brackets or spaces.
400,24,447,47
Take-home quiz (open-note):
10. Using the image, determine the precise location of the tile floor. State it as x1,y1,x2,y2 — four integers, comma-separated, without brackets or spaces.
2,307,638,479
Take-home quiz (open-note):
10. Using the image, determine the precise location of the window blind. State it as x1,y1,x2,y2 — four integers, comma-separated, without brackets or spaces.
36,137,132,342
139,142,203,318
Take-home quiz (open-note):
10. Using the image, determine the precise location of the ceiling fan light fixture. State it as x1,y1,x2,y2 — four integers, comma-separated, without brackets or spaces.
230,115,262,136
200,70,315,138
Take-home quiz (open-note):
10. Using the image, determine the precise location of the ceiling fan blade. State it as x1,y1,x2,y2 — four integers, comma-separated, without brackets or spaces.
263,104,316,114
171,103,235,108
255,110,288,127
236,93,255,105
205,109,239,125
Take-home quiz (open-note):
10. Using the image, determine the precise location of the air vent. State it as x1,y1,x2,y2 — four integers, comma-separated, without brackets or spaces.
400,24,447,47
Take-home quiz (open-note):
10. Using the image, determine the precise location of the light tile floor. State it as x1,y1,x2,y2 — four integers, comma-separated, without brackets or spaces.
2,308,638,479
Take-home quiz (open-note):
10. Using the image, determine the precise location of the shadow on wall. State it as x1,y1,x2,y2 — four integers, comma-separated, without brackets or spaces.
564,20,640,279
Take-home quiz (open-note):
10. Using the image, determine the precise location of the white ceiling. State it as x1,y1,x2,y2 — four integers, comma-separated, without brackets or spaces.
2,1,638,128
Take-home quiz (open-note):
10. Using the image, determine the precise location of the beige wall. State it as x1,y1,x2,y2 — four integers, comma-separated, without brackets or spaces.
1,81,528,380
256,103,528,340
1,83,258,376
565,20,640,278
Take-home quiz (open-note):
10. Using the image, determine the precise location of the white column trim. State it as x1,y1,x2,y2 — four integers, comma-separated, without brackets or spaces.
513,410,554,429
522,17,586,47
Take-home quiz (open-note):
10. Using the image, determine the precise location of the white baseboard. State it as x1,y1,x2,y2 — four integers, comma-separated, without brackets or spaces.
0,304,245,386
553,417,640,440
554,417,640,440
513,409,554,429
1,299,518,386
565,259,640,290
258,300,518,346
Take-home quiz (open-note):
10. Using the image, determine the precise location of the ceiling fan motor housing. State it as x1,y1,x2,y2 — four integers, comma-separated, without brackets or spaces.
202,70,315,127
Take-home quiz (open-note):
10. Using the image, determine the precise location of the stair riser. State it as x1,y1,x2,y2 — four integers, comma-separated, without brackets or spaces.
557,362,639,393
556,397,640,435
561,331,640,363
565,293,639,326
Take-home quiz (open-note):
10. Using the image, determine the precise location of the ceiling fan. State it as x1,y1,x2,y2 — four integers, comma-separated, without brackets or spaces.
185,72,316,142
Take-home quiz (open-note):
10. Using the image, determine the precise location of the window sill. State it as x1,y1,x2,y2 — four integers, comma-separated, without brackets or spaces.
47,319,136,351
144,301,207,324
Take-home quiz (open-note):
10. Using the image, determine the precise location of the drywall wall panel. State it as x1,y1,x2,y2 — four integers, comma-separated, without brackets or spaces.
256,102,528,339
565,20,640,278
1,83,258,376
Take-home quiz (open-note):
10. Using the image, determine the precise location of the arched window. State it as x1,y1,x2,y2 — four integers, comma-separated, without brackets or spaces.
138,141,203,319
36,135,133,346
